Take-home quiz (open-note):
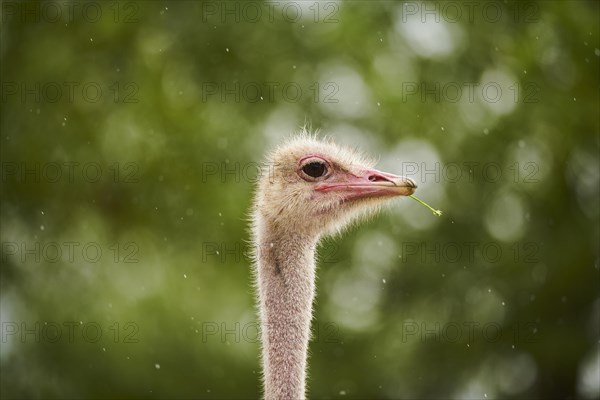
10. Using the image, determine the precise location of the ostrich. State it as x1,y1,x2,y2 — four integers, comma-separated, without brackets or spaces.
251,133,417,399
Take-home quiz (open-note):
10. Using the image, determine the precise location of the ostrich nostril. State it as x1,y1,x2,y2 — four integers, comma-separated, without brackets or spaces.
368,175,389,182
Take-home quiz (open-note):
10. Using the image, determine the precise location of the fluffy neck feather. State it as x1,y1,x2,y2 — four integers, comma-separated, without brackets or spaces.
254,215,319,400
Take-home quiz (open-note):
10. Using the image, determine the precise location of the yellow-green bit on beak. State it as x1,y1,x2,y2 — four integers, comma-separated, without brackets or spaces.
409,195,443,217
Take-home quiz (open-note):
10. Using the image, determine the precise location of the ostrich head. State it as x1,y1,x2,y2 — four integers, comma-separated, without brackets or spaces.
251,133,418,399
254,134,417,239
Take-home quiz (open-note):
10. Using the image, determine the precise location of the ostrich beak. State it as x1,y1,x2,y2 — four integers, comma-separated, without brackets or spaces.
315,168,417,200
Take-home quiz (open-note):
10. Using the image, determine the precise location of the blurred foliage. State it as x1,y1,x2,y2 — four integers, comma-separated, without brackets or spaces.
1,1,599,399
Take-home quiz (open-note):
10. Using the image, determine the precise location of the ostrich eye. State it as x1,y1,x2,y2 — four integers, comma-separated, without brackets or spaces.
302,162,327,178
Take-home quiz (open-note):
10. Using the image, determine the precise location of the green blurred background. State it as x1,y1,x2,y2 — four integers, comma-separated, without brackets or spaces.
1,1,599,399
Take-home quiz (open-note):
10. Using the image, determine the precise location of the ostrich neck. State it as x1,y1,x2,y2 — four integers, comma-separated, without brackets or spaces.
255,224,319,400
